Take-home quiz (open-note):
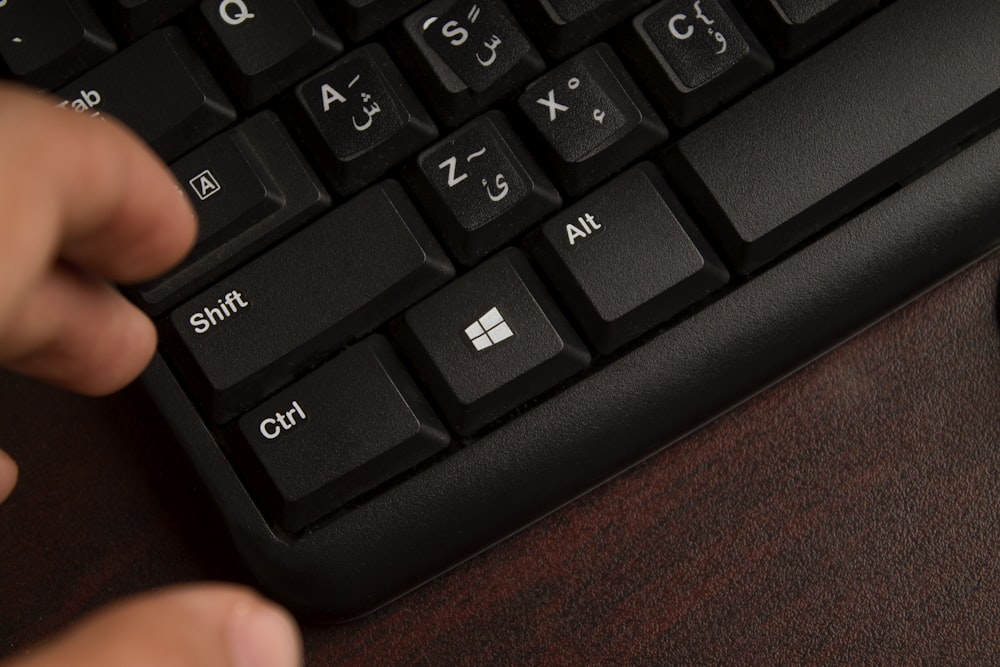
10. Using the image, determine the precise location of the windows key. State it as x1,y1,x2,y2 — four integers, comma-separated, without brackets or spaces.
394,248,590,436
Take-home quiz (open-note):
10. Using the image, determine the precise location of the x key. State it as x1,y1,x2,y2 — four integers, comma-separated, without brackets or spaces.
518,44,667,195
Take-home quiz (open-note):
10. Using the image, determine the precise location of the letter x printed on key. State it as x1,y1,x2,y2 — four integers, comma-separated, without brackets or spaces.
536,89,569,121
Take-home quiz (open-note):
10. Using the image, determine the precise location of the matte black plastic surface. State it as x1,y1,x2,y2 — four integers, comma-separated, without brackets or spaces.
507,0,654,58
233,335,450,532
527,163,728,354
104,0,198,41
164,181,453,421
394,0,544,127
734,0,878,59
405,111,561,265
144,123,1000,620
55,27,236,161
664,0,1000,273
133,112,331,315
518,43,668,196
0,0,116,89
623,0,773,128
289,44,438,194
325,0,425,42
189,0,342,108
395,249,591,435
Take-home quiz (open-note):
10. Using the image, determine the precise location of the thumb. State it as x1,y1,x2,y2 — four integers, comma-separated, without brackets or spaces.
4,584,302,667
0,448,16,505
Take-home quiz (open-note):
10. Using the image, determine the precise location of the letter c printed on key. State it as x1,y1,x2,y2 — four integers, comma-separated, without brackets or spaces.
259,418,281,440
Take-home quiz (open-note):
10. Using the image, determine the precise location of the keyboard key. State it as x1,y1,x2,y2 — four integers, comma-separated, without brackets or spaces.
662,0,1000,274
289,44,438,195
526,163,727,353
325,0,426,42
404,111,561,265
518,43,667,196
623,0,772,127
133,112,330,315
507,0,654,58
104,0,199,41
166,181,453,421
55,27,236,161
0,0,116,89
733,0,878,60
173,127,282,246
395,248,590,436
234,335,450,532
189,0,342,108
395,0,544,127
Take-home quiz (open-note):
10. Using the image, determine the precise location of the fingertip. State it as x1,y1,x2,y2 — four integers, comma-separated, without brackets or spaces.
8,584,303,667
59,117,200,283
0,85,199,285
226,596,303,667
0,448,18,505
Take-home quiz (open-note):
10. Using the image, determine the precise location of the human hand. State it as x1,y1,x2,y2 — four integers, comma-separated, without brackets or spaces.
0,83,302,667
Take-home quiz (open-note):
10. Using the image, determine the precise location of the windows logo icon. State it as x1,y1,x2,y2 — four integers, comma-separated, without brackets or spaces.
464,307,514,351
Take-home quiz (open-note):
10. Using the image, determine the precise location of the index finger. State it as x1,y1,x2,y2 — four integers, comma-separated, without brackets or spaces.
0,84,197,312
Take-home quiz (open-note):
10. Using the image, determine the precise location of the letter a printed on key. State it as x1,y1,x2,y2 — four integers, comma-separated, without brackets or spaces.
321,83,347,112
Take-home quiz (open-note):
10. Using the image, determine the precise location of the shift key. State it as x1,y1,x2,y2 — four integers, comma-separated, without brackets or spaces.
167,181,454,422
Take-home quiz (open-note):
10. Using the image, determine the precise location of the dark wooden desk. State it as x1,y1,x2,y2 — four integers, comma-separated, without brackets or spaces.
2,253,999,665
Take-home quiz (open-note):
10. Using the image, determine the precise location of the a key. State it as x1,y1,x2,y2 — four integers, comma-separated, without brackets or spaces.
395,0,544,127
0,0,116,89
526,163,728,353
104,0,199,41
132,112,330,315
662,0,1000,274
55,27,236,162
325,0,426,42
733,0,878,60
507,0,654,58
234,335,450,532
166,181,454,421
288,44,437,195
395,248,589,436
404,111,561,265
622,0,772,127
517,43,667,196
189,0,343,108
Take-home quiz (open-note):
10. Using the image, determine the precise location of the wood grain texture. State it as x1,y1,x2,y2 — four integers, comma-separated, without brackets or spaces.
1,253,999,665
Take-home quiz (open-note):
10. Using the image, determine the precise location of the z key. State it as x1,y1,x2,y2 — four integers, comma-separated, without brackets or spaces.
404,110,561,265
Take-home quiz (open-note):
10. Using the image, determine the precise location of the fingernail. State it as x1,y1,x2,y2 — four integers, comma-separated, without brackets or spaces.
0,448,18,505
226,599,302,667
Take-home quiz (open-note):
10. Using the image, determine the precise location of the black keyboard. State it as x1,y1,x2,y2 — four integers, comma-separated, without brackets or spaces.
6,0,1000,620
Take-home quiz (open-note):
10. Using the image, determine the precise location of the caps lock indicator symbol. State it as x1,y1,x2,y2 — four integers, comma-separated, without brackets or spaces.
465,306,513,351
189,169,221,201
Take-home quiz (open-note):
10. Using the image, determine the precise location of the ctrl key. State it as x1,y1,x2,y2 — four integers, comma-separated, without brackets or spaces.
233,336,449,532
